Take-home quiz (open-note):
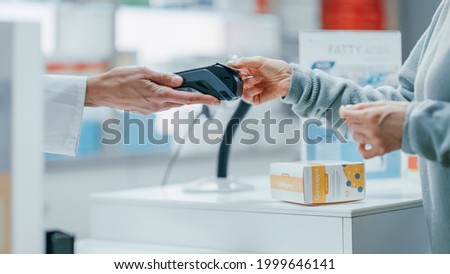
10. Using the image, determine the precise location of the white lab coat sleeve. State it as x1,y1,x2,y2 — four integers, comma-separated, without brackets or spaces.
43,74,87,156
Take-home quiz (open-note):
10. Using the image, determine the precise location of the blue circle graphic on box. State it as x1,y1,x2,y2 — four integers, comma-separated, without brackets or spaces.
346,181,351,186
355,173,360,179
358,187,363,192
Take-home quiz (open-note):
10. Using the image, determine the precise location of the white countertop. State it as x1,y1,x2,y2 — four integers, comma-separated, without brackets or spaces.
90,176,422,218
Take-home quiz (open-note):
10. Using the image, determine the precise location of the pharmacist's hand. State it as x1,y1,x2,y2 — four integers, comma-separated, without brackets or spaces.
339,101,408,159
228,57,292,105
85,66,220,115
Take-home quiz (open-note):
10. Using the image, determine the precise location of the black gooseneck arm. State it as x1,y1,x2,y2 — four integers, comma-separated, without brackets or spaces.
217,100,252,178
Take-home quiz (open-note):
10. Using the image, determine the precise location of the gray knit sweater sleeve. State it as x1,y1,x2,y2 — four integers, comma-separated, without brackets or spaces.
280,39,421,142
281,18,450,166
282,29,428,120
281,23,429,142
403,100,450,166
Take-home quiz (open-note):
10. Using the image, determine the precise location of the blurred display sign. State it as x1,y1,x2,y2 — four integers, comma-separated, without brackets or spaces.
299,31,402,179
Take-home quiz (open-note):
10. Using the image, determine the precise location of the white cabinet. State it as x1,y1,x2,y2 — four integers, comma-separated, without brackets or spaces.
83,177,429,254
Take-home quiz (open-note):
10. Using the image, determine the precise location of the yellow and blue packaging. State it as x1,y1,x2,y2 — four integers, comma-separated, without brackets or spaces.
270,161,365,205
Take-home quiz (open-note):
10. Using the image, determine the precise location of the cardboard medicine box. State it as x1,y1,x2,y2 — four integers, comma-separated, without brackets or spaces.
270,161,365,205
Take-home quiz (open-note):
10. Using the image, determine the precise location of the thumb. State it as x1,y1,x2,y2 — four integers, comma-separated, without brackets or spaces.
349,101,387,110
142,68,183,87
228,56,266,70
339,104,363,120
340,101,387,120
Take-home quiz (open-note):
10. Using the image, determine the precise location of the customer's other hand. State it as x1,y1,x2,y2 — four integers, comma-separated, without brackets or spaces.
85,66,220,114
339,101,409,159
228,57,292,105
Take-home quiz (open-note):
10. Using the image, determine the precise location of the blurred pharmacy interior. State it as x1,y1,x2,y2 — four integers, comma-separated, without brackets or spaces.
0,0,441,253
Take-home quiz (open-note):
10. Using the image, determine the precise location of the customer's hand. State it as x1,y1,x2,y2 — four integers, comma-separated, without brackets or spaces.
228,57,292,105
85,66,220,114
339,101,409,159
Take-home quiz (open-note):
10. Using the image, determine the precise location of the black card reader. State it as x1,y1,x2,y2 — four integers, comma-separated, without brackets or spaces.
175,63,244,101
